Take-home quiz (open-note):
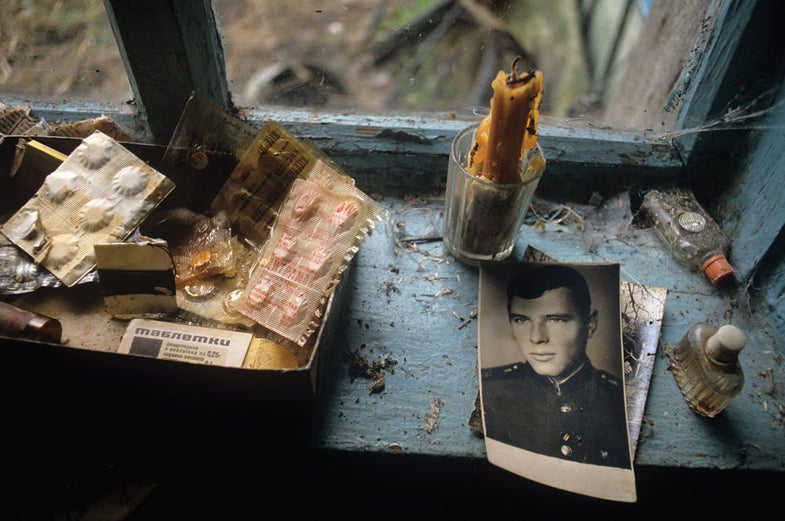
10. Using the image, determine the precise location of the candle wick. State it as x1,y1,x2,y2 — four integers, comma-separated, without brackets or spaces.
507,56,521,82
505,55,535,85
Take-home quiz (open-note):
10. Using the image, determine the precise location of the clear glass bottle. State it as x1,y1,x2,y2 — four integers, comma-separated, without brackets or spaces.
641,188,736,286
666,322,746,417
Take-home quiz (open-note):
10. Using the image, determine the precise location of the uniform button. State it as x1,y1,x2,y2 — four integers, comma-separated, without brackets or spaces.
561,445,573,457
560,404,572,413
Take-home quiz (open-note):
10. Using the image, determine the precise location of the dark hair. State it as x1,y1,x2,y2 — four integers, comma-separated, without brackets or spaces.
507,264,592,319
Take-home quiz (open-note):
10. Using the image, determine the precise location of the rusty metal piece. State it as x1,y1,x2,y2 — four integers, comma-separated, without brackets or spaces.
0,300,62,343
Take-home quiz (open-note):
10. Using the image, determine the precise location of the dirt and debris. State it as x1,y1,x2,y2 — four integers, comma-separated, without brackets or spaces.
382,280,400,298
760,368,775,394
424,397,442,433
346,348,398,394
451,308,476,329
387,196,445,259
469,392,484,437
0,103,132,141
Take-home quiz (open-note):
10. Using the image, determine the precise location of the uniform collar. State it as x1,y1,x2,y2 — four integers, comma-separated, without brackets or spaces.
525,357,591,395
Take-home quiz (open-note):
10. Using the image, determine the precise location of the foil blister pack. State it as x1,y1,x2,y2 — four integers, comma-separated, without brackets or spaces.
1,131,175,287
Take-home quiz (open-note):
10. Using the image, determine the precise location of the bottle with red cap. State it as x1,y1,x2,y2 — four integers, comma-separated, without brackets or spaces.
640,188,736,286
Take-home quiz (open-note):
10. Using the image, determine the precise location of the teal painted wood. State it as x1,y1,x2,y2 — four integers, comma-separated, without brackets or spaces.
309,191,785,471
171,0,230,107
679,0,785,334
726,79,785,281
2,100,684,199
758,234,785,335
3,102,680,167
729,78,785,334
103,0,230,143
1,101,149,141
244,110,684,169
672,0,756,157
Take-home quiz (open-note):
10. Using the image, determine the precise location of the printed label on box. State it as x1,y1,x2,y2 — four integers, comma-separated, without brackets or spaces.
118,319,251,368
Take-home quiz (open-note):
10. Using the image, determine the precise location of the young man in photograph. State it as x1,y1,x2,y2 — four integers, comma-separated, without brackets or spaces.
481,263,631,469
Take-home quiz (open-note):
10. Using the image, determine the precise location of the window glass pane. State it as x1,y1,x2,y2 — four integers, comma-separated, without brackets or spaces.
0,0,700,135
0,0,131,103
215,0,655,127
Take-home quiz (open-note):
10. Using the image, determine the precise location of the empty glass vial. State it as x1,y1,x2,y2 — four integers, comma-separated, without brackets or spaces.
641,188,736,286
666,322,746,417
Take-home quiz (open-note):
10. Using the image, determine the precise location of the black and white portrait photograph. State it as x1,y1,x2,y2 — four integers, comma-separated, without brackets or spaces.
478,261,636,502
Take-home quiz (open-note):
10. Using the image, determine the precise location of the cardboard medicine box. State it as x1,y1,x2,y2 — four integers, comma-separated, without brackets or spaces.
0,132,357,419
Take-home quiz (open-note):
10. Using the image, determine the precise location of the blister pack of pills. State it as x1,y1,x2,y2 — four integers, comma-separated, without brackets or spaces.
234,175,385,345
210,120,320,248
0,232,63,294
161,93,259,214
1,131,175,286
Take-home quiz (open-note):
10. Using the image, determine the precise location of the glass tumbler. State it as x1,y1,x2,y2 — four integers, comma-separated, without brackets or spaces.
442,123,546,264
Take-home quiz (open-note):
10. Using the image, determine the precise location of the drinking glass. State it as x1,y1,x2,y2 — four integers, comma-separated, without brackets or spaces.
442,123,546,264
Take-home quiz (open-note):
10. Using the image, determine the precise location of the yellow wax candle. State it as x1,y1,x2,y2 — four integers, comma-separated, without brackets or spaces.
468,60,543,184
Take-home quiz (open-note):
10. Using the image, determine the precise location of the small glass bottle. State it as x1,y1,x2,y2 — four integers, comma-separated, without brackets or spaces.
641,188,736,286
666,322,746,417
